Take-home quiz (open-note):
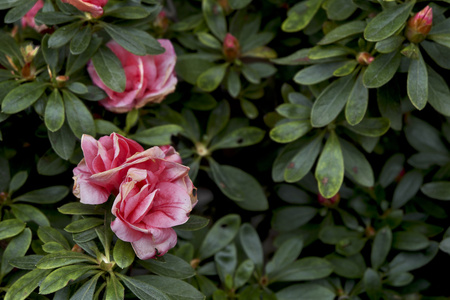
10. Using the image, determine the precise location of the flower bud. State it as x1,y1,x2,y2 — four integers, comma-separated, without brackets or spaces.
153,11,169,33
318,193,340,207
357,52,374,65
223,33,241,61
405,6,432,43
61,0,108,18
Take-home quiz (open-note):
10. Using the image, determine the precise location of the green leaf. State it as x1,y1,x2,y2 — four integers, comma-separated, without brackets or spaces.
333,60,358,77
407,51,428,110
364,268,382,300
215,243,237,287
103,23,146,56
202,0,227,40
10,204,50,226
377,80,402,130
106,6,151,19
37,226,70,250
42,242,66,253
4,0,38,23
209,160,268,211
4,268,52,300
379,154,404,188
427,66,450,116
439,237,450,254
14,185,69,204
363,51,401,88
34,11,79,25
41,34,59,72
392,170,423,208
48,122,76,160
323,0,357,21
421,181,450,200
405,115,447,153
176,55,215,85
281,0,324,32
345,72,368,126
388,242,439,275
173,215,210,231
284,134,323,183
0,31,22,61
45,89,65,132
68,82,88,95
48,21,82,48
64,218,104,233
234,260,254,289
131,125,183,146
138,254,195,279
9,254,43,270
135,275,205,300
336,237,366,256
276,103,310,120
393,232,430,251
311,74,355,127
308,45,351,60
71,272,103,300
344,117,390,137
422,40,450,70
294,61,346,85
326,253,365,279
63,90,96,139
319,20,366,45
197,63,229,92
319,226,360,245
39,265,97,295
239,224,263,272
315,131,344,198
114,239,135,269
2,82,48,114
70,25,92,55
92,45,126,93
199,214,241,260
272,206,318,231
375,35,405,53
206,100,230,141
66,36,102,76
385,272,414,287
371,226,392,270
118,274,171,300
197,32,222,50
266,238,303,278
1,228,31,276
340,139,374,187
210,127,265,150
36,251,96,269
364,1,415,41
9,171,27,193
276,283,335,300
95,119,122,136
227,69,241,98
272,257,333,282
0,219,25,240
229,0,252,9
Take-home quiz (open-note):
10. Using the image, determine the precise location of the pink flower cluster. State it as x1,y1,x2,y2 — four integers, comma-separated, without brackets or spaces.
88,40,177,113
73,133,197,259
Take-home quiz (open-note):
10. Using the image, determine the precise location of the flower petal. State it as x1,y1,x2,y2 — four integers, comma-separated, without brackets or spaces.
131,228,177,260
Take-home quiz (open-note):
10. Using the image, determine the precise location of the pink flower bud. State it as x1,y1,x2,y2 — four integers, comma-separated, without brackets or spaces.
61,0,108,18
405,6,432,43
357,52,374,66
318,193,340,207
223,33,241,61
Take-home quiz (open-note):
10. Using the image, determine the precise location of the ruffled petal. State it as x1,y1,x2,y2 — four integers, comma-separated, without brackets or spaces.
111,217,144,242
131,228,177,260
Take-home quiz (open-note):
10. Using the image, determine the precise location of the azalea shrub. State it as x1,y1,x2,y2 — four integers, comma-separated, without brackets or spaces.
1,0,450,299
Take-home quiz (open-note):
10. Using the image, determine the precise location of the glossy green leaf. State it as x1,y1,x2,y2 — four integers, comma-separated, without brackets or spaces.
272,257,333,282
63,90,96,139
311,74,355,127
48,22,82,48
215,243,237,287
4,268,52,300
38,226,70,249
103,23,146,56
308,45,351,60
106,273,125,300
276,103,310,120
197,63,229,92
14,185,69,204
202,0,226,39
2,82,48,114
119,274,171,300
363,51,401,88
379,154,404,188
340,139,374,187
71,272,102,300
270,120,311,143
364,1,415,41
9,255,43,270
294,61,347,85
39,265,97,295
375,35,405,53
199,214,241,260
427,66,450,116
276,283,335,300
66,36,102,76
135,275,205,300
319,20,366,45
388,242,439,275
319,226,360,245
392,170,423,208
131,125,183,146
326,253,365,279
284,134,324,183
377,80,402,130
315,131,344,198
421,181,450,200
36,251,96,269
393,232,430,251
345,72,368,126
272,206,318,231
9,171,27,193
174,215,209,231
209,160,268,211
0,219,25,240
4,0,38,23
211,127,265,150
34,11,78,25
106,6,151,19
138,254,195,279
266,238,303,277
407,51,428,110
92,45,126,93
114,239,135,269
364,268,382,300
344,117,390,137
282,0,324,32
45,89,65,132
70,25,91,55
64,218,104,233
48,123,76,160
1,228,31,276
239,223,263,272
422,40,450,70
234,259,254,289
176,55,215,85
10,204,50,226
323,0,357,20
405,115,447,154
